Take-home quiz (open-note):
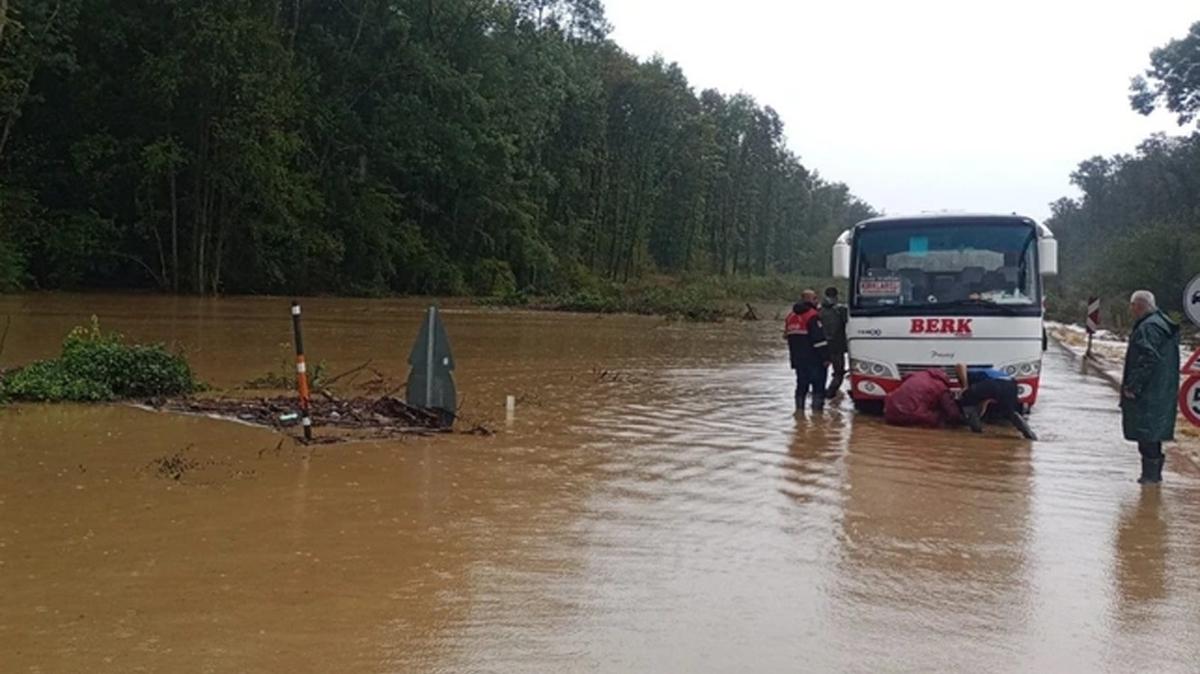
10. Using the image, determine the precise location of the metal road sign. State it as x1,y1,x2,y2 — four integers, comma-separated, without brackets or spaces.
1086,297,1100,334
1183,350,1200,376
1185,274,1200,328
1180,375,1200,427
1182,352,1200,427
406,306,457,422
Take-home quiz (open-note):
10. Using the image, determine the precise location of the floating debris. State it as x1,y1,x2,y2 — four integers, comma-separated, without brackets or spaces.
142,395,490,443
148,448,202,481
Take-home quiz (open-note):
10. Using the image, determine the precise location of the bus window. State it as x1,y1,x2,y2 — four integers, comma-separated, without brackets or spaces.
853,224,1038,309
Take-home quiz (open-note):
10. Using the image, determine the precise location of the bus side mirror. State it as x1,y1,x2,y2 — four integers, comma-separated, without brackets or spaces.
1038,237,1058,276
833,241,851,279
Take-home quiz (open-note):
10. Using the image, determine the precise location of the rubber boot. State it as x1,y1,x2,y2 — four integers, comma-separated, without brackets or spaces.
811,397,825,413
1009,413,1037,441
1138,457,1164,485
962,406,983,433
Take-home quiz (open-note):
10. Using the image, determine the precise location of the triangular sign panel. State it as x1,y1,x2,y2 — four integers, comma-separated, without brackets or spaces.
1183,349,1200,375
406,306,457,420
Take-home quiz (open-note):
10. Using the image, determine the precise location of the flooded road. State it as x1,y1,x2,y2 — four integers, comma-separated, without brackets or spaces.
2,293,1199,672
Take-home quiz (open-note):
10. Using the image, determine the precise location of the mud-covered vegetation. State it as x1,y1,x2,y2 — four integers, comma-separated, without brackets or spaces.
0,319,195,402
241,345,327,391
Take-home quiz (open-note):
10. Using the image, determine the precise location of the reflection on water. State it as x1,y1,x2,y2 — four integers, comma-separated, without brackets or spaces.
1116,488,1167,606
1,293,1199,672
833,418,1034,670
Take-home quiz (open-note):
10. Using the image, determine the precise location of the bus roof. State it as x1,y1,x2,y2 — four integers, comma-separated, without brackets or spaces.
854,213,1037,229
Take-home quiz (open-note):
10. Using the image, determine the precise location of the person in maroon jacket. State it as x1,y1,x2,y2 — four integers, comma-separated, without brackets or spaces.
883,368,961,428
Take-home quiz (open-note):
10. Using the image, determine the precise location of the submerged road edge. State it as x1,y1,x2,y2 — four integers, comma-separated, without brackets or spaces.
1047,324,1200,475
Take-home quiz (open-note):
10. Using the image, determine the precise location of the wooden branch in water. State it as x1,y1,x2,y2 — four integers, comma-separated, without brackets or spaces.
321,360,372,387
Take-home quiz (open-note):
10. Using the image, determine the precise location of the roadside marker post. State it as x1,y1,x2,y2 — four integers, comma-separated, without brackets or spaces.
291,301,314,441
1085,296,1100,357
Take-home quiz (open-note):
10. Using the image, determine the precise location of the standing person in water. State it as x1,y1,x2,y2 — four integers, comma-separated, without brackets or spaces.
1121,290,1180,485
954,364,1037,440
784,289,830,411
820,287,849,400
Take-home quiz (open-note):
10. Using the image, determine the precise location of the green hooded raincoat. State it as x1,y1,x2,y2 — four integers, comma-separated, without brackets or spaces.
1121,310,1181,442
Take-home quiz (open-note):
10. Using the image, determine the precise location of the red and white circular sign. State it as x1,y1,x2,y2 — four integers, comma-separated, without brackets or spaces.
1180,375,1200,427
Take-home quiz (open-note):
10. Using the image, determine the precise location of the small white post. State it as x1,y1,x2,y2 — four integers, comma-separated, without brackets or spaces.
505,395,516,423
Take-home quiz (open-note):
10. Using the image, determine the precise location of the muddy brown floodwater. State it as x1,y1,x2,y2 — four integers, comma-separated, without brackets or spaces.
2,293,1199,673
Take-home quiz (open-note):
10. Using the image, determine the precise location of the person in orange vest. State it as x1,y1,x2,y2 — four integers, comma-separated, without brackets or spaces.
785,289,830,411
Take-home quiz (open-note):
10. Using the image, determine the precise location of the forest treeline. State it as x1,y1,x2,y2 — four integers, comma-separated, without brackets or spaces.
0,0,874,296
1046,20,1200,323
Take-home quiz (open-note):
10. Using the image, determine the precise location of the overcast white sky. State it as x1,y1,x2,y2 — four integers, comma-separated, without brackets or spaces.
603,0,1197,221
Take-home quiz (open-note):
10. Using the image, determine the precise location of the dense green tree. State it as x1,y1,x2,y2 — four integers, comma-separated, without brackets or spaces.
0,0,81,289
1048,135,1200,316
1047,21,1200,322
0,0,874,296
1130,20,1200,129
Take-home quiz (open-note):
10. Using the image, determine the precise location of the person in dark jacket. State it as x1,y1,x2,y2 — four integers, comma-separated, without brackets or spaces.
820,287,849,399
1121,290,1181,485
785,289,830,411
884,368,961,428
954,364,1037,440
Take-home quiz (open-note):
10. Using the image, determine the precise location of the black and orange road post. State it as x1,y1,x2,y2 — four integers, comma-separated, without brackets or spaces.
291,300,313,441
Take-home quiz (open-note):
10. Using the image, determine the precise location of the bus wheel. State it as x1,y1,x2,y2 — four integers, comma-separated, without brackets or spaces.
853,399,884,415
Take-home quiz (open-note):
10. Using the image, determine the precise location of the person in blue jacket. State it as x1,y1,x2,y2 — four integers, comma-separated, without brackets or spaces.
954,363,1037,440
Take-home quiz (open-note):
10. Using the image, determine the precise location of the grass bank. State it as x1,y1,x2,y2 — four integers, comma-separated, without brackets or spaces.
481,274,841,322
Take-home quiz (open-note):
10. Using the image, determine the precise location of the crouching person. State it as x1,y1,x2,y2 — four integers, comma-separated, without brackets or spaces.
884,368,960,428
954,364,1037,440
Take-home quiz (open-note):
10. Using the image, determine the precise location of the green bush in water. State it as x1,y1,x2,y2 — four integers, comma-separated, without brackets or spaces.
0,318,195,402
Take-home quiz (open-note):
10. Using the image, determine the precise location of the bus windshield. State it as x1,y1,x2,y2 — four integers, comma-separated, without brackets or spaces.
853,222,1039,311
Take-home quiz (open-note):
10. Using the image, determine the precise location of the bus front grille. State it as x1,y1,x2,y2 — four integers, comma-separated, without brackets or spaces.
896,364,993,380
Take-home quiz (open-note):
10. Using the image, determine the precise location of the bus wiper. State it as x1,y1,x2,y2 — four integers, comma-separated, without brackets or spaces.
942,298,1018,314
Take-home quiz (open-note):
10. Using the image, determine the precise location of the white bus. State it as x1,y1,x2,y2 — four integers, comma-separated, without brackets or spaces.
832,213,1058,413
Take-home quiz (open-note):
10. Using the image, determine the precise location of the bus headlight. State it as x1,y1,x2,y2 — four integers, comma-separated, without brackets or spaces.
1003,360,1041,378
851,358,896,379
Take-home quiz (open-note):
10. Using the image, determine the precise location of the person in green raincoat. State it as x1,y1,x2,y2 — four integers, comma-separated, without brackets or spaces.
1121,290,1181,485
